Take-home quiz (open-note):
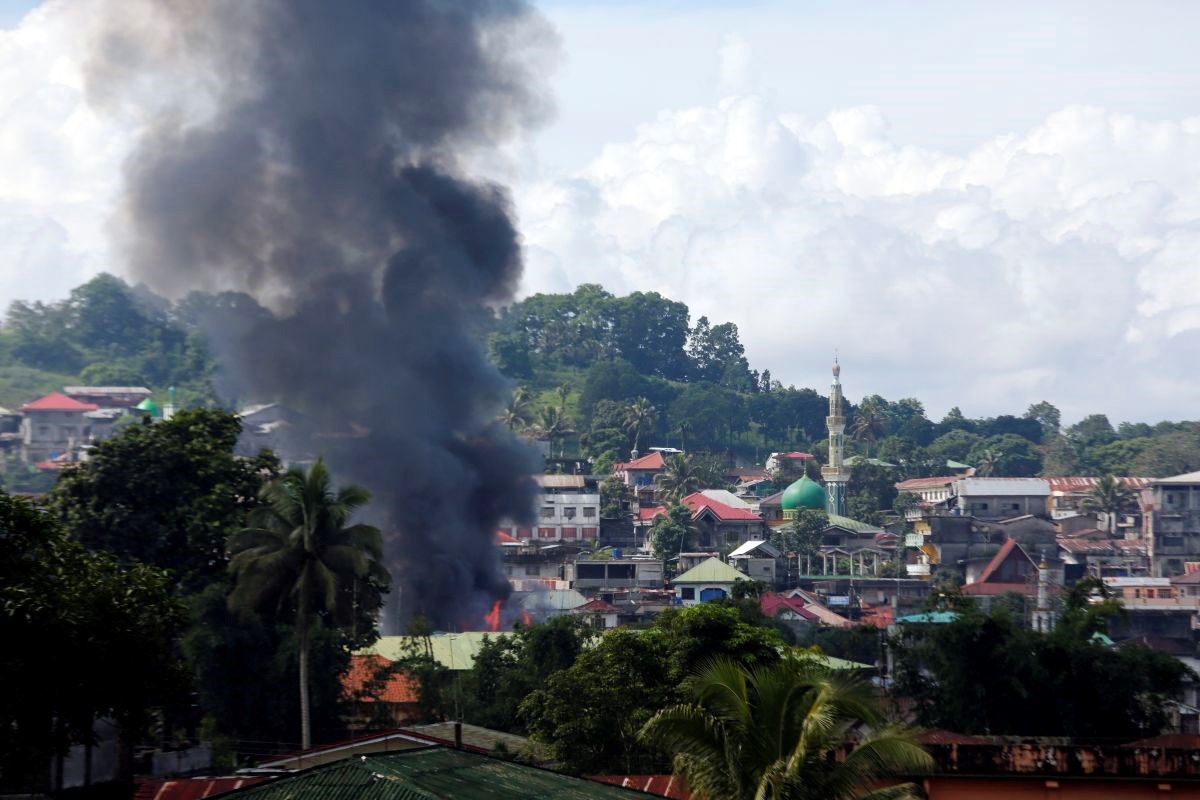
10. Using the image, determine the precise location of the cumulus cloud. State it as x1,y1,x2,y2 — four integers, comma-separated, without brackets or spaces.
515,97,1200,422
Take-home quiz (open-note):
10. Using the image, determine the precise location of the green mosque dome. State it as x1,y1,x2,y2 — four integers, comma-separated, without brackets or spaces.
136,397,161,417
781,475,827,511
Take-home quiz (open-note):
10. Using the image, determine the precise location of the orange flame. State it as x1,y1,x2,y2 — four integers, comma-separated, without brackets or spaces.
521,610,532,626
485,600,501,632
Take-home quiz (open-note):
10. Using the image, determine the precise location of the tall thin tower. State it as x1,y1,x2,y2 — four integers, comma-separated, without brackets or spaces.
821,359,850,516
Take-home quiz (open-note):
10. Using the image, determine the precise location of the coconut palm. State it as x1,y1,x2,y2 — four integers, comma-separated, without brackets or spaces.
500,386,533,432
655,452,704,504
228,458,387,750
975,448,1004,477
640,657,932,800
675,420,694,451
1080,474,1138,535
536,405,576,458
623,397,659,456
850,401,886,458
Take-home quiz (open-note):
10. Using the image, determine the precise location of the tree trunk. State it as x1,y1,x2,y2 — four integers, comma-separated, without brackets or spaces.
298,614,311,751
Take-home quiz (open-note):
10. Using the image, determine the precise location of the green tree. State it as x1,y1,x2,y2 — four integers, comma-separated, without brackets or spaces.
1024,401,1061,439
850,398,887,457
967,434,1042,477
651,503,696,561
0,491,187,787
640,657,932,800
769,509,827,575
654,452,703,503
499,385,533,431
535,405,575,458
1079,475,1138,534
227,458,389,749
49,409,280,591
623,396,659,455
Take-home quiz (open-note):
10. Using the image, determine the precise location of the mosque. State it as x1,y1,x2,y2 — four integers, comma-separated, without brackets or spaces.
774,361,890,576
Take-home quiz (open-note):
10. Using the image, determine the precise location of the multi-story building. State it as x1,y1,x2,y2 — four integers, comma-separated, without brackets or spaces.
951,477,1049,519
499,474,601,543
1143,471,1200,577
19,392,100,463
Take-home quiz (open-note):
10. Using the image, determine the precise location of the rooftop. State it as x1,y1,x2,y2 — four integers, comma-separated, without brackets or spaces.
615,451,666,471
673,556,748,584
954,477,1049,496
1154,470,1200,485
535,474,588,490
681,492,762,522
343,654,419,704
63,385,152,395
1046,476,1153,493
21,391,99,412
728,539,782,558
895,475,960,491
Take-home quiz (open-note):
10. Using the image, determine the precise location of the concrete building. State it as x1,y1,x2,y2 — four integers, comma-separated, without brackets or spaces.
568,558,664,591
62,386,151,409
1143,471,1200,577
500,474,601,543
727,540,781,584
19,392,99,463
672,556,749,606
951,477,1050,519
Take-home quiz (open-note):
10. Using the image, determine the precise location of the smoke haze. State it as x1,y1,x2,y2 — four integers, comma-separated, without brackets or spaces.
86,1,556,628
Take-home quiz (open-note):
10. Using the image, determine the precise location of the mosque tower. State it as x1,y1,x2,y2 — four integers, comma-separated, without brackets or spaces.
821,359,850,516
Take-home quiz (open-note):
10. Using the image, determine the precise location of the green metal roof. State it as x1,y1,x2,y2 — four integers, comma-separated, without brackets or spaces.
223,747,642,799
135,397,161,416
781,475,826,510
896,611,960,624
673,556,748,584
361,633,515,671
825,513,881,533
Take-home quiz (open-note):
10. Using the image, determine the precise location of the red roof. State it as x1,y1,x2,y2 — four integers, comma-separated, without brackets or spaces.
895,475,960,491
21,392,99,412
576,598,619,614
760,593,819,621
134,777,268,800
616,451,667,471
1046,476,1154,493
494,530,520,545
974,539,1033,584
681,492,762,522
342,655,419,704
1171,571,1200,585
590,775,689,799
918,730,993,746
637,505,667,522
779,451,814,459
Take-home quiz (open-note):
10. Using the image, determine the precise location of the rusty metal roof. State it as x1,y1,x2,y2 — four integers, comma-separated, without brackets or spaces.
218,747,646,800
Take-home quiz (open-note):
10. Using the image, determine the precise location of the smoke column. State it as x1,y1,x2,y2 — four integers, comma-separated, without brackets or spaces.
86,1,555,628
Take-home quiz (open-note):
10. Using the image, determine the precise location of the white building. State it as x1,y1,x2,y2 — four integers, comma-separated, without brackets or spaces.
499,474,601,543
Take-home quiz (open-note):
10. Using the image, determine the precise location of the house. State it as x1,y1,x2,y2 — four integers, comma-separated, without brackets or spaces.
613,451,666,492
569,558,665,591
62,386,151,409
680,492,765,550
961,539,1046,612
500,475,601,543
760,591,853,629
672,556,749,606
573,598,620,629
951,478,1050,519
500,540,582,584
1047,477,1152,532
1142,471,1200,577
764,451,814,474
19,392,100,463
1058,537,1150,582
727,539,781,584
342,654,420,730
894,475,959,521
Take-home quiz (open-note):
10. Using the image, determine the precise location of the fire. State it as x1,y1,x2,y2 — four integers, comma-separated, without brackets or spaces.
485,600,501,632
521,610,532,626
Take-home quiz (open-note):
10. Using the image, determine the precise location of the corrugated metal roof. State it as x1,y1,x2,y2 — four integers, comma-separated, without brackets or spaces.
1155,471,1200,485
220,747,645,799
1046,476,1153,493
672,556,748,584
362,633,515,670
535,474,587,489
954,478,1049,496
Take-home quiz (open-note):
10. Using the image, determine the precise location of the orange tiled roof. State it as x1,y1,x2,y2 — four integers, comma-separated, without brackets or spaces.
343,655,418,704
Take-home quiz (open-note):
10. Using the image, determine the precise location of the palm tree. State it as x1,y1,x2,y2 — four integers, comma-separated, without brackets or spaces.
975,448,1004,477
623,397,659,457
1080,474,1138,535
499,386,533,431
228,458,387,750
850,402,886,458
655,452,703,504
536,406,576,458
641,657,931,800
675,420,693,451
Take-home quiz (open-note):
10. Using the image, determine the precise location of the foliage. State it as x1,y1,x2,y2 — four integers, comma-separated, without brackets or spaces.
48,409,280,591
769,509,827,557
966,433,1043,477
650,503,696,560
1079,475,1138,533
227,458,388,749
640,656,932,800
521,604,785,774
893,597,1190,738
0,491,188,787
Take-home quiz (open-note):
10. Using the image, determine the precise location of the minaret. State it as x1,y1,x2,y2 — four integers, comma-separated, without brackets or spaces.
821,359,850,516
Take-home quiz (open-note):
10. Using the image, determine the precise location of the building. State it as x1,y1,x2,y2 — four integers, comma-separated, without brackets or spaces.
671,556,749,606
951,478,1050,519
680,491,765,549
1143,471,1200,577
961,539,1042,611
894,475,959,521
613,451,666,492
820,361,850,516
1047,477,1153,529
62,386,151,409
569,558,665,591
19,392,100,463
727,539,781,584
499,475,601,543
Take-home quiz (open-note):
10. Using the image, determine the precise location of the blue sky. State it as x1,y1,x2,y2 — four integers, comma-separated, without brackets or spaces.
0,0,36,28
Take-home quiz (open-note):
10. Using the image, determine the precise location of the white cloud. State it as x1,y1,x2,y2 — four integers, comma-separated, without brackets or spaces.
514,97,1200,423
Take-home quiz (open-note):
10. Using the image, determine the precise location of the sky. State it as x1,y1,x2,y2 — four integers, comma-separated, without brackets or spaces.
2,0,1199,423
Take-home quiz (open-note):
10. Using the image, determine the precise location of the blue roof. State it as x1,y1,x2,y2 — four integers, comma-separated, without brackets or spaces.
896,611,960,624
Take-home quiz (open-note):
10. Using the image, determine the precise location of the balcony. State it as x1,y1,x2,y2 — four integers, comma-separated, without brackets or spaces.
904,533,924,548
906,563,931,577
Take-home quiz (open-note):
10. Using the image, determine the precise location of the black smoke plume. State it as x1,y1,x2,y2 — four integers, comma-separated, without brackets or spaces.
86,1,556,629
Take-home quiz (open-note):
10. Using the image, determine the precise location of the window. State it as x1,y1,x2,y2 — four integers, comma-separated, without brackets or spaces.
979,503,989,511
680,587,695,600
563,507,577,519
538,527,556,539
582,527,598,539
583,507,597,518
561,527,577,539
540,506,555,519
1011,503,1020,511
517,527,532,539
607,564,635,580
577,563,606,579
525,565,541,576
